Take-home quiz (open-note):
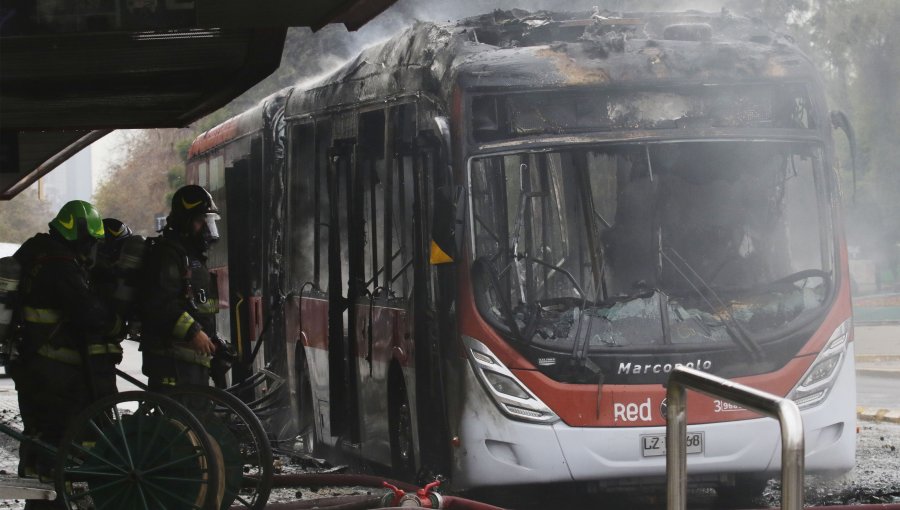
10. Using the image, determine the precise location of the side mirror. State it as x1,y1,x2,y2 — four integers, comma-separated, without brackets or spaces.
831,110,858,203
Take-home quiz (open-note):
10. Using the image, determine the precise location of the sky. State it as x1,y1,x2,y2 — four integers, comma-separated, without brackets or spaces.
90,130,126,193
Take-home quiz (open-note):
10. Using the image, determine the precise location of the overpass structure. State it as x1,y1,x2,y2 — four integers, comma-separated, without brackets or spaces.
0,0,396,198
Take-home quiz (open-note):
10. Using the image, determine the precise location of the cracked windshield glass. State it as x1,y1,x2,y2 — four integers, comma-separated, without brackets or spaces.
471,141,832,354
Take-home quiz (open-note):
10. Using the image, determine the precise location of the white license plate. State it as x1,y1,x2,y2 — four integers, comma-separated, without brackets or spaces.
640,432,704,457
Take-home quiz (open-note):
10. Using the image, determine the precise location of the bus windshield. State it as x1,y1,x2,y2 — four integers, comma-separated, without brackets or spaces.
469,141,833,354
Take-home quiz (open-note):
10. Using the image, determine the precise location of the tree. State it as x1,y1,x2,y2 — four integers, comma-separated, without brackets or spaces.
0,185,56,244
790,1,900,268
93,129,196,236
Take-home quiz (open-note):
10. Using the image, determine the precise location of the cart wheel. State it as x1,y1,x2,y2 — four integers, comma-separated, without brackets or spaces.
55,391,223,510
166,385,273,510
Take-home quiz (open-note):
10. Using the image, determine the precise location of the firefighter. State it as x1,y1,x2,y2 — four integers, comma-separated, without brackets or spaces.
89,218,141,397
139,185,222,392
96,218,134,270
11,200,120,491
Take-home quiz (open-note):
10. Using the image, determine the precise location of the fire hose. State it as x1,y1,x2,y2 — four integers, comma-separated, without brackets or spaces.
379,480,506,510
270,473,418,492
252,476,507,510
254,495,381,510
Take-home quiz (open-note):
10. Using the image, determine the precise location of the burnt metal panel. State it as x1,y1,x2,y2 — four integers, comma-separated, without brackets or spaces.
285,10,822,132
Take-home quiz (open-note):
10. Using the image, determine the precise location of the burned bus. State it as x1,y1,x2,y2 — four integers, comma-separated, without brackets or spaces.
188,10,856,496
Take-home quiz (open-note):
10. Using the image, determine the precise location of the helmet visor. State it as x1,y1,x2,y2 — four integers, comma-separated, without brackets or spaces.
203,213,221,241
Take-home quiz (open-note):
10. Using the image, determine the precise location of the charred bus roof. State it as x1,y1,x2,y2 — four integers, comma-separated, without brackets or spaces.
285,9,823,121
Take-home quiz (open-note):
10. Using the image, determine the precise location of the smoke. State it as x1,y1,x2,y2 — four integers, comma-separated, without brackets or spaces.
246,0,900,301
362,0,733,31
266,0,750,96
351,0,743,47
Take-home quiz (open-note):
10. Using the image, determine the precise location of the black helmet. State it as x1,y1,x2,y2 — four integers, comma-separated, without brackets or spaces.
98,218,133,263
103,218,133,241
170,185,218,220
167,185,220,245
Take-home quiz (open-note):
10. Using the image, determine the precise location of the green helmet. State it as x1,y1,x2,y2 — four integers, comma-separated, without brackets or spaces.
49,200,105,242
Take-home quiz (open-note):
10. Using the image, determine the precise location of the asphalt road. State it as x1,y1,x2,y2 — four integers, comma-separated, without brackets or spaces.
855,325,900,356
857,371,900,409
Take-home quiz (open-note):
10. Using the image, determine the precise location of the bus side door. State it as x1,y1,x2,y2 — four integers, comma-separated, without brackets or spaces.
284,120,331,443
353,107,417,466
326,139,362,447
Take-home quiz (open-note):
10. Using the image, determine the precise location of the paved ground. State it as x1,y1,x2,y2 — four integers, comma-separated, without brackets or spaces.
853,325,900,425
792,421,900,506
857,371,900,408
854,325,900,358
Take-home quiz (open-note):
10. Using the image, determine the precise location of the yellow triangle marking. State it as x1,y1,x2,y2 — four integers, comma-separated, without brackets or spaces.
430,240,453,265
59,215,75,230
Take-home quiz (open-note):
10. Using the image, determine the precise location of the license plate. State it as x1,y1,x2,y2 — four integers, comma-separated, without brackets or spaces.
640,432,704,457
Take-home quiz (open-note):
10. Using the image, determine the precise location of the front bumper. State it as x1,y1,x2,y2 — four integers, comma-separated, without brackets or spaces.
452,344,856,488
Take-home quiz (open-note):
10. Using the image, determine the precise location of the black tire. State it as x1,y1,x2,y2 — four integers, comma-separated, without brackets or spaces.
166,385,274,510
295,350,320,457
716,474,770,508
388,369,415,481
56,391,223,510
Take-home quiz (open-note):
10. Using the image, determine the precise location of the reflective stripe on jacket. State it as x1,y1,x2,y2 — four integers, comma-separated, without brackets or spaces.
36,343,123,365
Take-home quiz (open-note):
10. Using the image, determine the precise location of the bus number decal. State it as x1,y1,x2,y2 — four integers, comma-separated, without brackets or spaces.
713,400,745,413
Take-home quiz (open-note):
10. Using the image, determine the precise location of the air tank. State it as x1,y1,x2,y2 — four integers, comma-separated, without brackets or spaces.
117,235,146,273
0,256,21,348
112,235,146,308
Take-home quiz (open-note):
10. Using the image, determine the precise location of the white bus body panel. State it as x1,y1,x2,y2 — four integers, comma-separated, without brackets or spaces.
453,343,857,488
453,362,572,488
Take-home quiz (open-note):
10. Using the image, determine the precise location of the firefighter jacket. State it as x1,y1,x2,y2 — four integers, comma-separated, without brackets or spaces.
13,233,121,365
139,231,218,368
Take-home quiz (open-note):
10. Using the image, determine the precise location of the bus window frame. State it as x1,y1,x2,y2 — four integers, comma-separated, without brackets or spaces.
358,109,386,295
199,159,209,188
286,121,317,293
313,118,334,292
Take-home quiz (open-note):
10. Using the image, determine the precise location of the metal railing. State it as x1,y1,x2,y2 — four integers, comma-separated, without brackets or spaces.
666,366,804,510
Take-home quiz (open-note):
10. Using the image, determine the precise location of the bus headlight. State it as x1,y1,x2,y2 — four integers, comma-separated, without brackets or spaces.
463,335,559,424
789,319,851,410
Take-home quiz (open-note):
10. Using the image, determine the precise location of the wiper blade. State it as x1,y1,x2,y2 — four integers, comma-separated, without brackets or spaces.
661,247,763,359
